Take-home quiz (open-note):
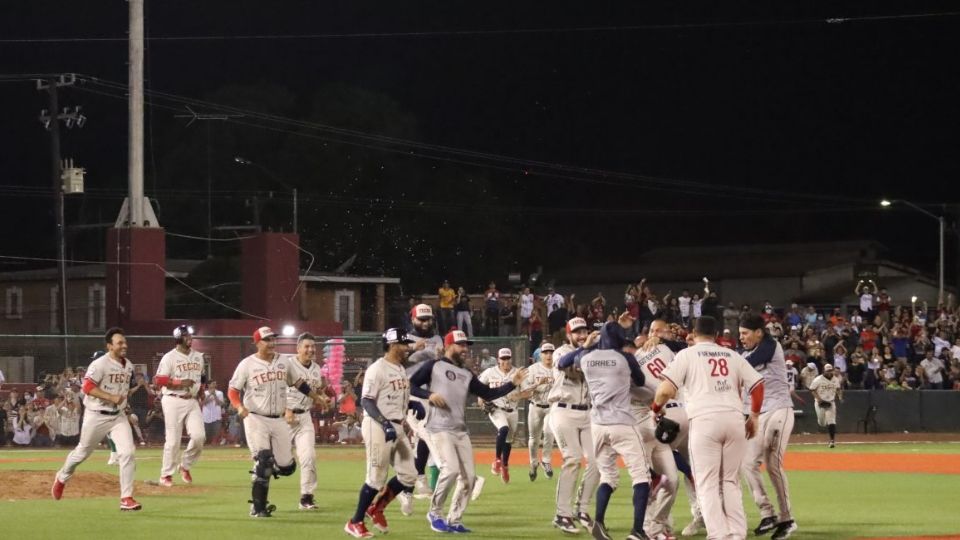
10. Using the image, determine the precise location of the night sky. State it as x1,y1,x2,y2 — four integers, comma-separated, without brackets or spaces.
1,1,958,291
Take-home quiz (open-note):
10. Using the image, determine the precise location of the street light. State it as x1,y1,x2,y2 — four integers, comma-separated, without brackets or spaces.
234,156,298,236
880,199,945,305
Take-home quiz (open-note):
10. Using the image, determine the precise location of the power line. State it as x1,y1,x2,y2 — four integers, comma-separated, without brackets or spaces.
0,11,957,43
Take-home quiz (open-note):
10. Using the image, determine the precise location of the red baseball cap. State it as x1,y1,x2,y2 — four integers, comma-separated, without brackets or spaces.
566,317,588,333
411,304,434,320
253,326,276,343
444,329,474,347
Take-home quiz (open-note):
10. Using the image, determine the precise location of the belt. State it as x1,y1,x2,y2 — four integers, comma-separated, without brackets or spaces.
497,406,515,413
556,402,589,411
291,409,307,414
166,393,193,400
251,412,281,419
97,410,121,416
665,403,681,409
533,403,550,409
389,419,404,424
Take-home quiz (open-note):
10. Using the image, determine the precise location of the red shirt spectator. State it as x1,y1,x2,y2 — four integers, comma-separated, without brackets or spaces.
861,327,878,352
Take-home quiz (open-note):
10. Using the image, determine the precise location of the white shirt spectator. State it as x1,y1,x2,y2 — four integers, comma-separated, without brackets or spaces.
13,416,33,445
544,292,565,316
860,293,874,313
0,368,5,387
519,293,534,319
920,357,945,385
678,295,691,317
202,388,225,423
932,335,950,358
833,353,848,374
692,298,704,318
58,405,80,437
951,343,960,363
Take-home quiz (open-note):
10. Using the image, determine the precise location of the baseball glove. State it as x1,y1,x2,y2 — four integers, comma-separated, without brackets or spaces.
655,415,681,444
481,401,497,415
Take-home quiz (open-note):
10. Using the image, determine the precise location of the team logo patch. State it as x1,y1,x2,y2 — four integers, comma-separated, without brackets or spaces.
445,370,457,381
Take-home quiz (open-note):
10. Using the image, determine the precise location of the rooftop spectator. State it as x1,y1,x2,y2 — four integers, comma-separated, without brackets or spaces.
438,280,456,335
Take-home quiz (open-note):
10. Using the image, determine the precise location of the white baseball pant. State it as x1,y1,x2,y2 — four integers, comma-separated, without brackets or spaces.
243,413,294,467
57,409,136,497
527,404,555,467
160,395,205,478
429,430,475,526
815,400,837,426
360,416,417,489
290,410,318,495
742,406,794,523
550,406,599,518
592,423,650,489
688,411,748,540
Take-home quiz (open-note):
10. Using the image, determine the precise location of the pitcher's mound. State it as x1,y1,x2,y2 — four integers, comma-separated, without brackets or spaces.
2,470,202,501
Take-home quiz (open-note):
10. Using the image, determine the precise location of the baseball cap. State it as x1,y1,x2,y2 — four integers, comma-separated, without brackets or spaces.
786,360,794,366
444,329,473,347
411,304,434,320
498,348,513,359
383,327,415,345
723,329,731,334
807,362,816,370
566,317,588,333
253,326,276,343
541,343,556,352
823,363,835,371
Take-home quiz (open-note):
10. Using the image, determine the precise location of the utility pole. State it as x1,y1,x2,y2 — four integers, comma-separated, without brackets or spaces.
129,0,145,226
37,74,84,368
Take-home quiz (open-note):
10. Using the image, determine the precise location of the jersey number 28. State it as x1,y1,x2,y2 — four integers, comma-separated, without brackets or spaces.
709,358,729,377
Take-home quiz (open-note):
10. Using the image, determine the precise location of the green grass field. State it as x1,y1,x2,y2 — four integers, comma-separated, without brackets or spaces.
1,444,957,539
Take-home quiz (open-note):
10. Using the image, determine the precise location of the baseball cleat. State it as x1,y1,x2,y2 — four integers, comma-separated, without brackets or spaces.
754,516,777,535
626,530,652,540
553,515,580,534
51,479,65,500
398,491,414,516
491,458,502,476
829,441,836,448
179,466,193,484
299,494,318,510
366,505,389,533
448,523,472,533
471,475,485,501
500,465,510,484
770,520,798,540
542,461,554,478
344,521,373,538
159,475,173,487
428,512,450,533
414,475,432,499
680,517,703,537
529,464,538,481
652,533,677,540
107,452,118,466
589,520,612,540
577,511,594,528
120,497,142,511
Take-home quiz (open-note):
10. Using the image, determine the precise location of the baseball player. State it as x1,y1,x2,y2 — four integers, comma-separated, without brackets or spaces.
154,324,206,486
523,341,556,481
479,347,532,484
808,364,843,448
285,332,331,511
739,315,799,540
558,314,652,540
548,316,601,534
227,326,327,517
654,316,764,540
408,329,528,533
52,327,141,511
345,328,436,538
405,304,445,501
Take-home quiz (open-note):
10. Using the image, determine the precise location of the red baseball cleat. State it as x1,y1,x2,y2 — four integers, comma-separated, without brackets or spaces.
344,520,374,538
159,476,173,487
120,497,142,511
501,465,510,484
366,505,389,533
491,458,502,475
51,479,65,500
180,466,193,484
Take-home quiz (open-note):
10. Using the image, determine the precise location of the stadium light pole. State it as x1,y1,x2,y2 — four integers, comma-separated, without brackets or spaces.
881,199,945,305
234,156,298,237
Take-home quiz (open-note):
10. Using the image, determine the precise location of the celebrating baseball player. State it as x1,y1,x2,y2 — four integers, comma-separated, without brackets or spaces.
227,326,328,518
408,329,528,533
809,363,843,448
548,316,600,534
285,332,331,511
405,303,445,501
154,324,205,486
478,347,532,484
653,316,764,540
739,314,799,540
558,313,651,540
523,341,556,481
344,328,436,538
52,327,141,511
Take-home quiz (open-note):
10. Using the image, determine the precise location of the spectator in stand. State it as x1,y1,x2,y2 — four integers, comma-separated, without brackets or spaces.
501,297,518,337
484,282,502,336
145,399,165,444
951,338,960,365
56,398,80,447
864,350,884,390
901,366,921,390
876,288,892,325
799,362,819,390
832,343,848,381
455,287,474,337
663,296,680,325
625,285,641,334
0,404,7,446
855,279,878,323
703,289,720,320
784,341,807,366
438,280,457,335
932,331,951,358
590,292,606,327
847,354,866,390
785,360,799,390
765,317,784,340
678,289,692,327
803,306,818,327
829,308,846,330
37,395,61,447
546,290,569,342
640,295,662,329
0,366,5,390
760,301,776,323
544,286,565,318
479,349,497,371
723,302,740,333
891,328,910,364
518,286,534,334
919,350,945,389
884,372,903,390
202,380,225,446
528,310,544,353
716,328,736,349
405,297,418,334
690,277,709,321
849,309,864,331
127,373,152,432
784,304,803,329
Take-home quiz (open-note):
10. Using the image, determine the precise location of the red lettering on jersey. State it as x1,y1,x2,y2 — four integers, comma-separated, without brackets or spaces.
709,358,729,377
646,358,666,380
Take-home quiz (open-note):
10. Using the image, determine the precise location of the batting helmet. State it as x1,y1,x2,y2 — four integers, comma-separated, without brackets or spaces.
654,415,681,444
173,324,195,341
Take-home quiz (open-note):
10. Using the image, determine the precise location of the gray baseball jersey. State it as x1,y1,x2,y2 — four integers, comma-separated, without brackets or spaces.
82,354,134,413
408,358,516,434
547,344,591,406
285,354,323,411
579,349,645,426
742,339,792,413
156,348,205,398
229,353,299,416
362,357,412,421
